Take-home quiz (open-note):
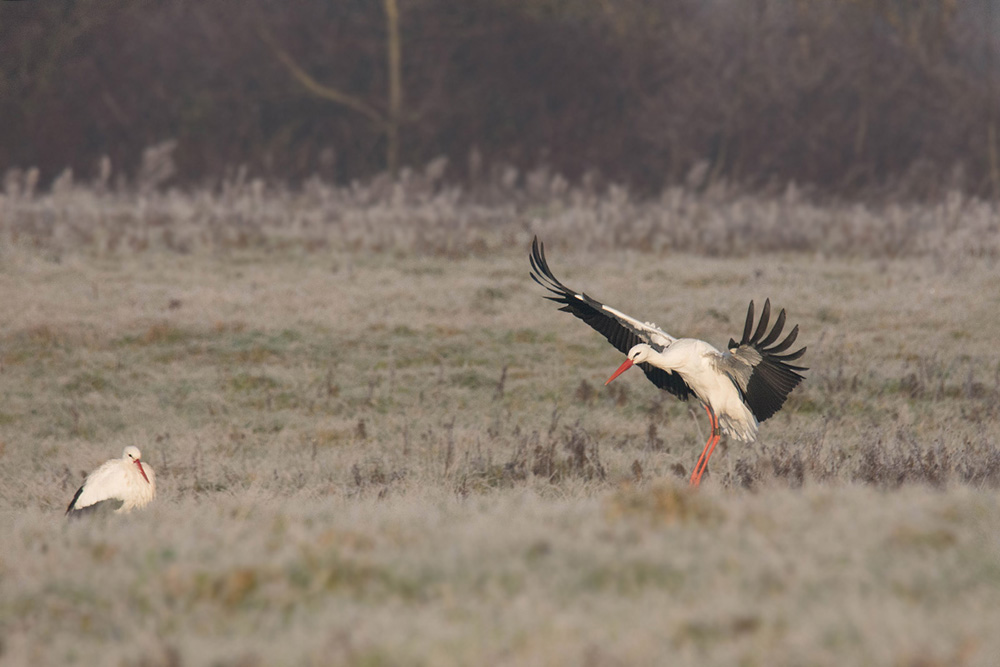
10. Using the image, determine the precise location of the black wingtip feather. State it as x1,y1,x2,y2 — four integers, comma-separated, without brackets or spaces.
529,236,694,401
757,309,786,347
733,298,809,423
749,299,771,344
769,324,799,354
741,301,755,344
66,484,85,515
774,346,807,362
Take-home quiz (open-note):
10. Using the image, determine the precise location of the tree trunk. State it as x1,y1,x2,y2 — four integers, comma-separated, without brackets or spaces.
385,0,402,178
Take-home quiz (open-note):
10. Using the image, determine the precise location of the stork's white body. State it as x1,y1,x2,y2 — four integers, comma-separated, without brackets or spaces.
66,446,156,516
650,339,759,443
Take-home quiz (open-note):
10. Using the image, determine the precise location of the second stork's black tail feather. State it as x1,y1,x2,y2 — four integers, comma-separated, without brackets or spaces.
731,299,808,422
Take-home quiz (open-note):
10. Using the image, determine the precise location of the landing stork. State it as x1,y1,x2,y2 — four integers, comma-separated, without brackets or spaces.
66,446,156,516
529,237,807,486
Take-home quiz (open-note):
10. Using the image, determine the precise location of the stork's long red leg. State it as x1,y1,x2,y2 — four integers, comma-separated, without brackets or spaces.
689,405,714,480
691,432,720,486
690,404,720,487
697,409,721,485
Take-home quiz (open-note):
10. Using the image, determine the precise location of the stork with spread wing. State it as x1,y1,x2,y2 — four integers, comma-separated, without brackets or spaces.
530,237,807,486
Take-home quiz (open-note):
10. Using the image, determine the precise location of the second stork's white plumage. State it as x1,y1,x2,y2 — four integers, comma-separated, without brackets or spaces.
66,446,156,516
530,237,807,486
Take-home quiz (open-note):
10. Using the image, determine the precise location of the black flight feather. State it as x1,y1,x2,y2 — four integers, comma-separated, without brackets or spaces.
530,237,692,400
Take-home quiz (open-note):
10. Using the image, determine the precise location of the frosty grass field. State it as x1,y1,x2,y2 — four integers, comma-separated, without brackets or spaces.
2,180,1000,665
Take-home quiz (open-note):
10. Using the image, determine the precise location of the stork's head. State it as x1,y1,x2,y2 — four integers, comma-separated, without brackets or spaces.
626,344,654,364
605,344,653,385
122,446,151,484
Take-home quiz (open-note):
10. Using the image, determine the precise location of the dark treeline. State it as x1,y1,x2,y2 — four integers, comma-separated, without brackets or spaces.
1,0,999,197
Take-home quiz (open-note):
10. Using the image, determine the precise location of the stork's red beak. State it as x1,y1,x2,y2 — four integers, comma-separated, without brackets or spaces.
135,460,150,484
605,358,634,385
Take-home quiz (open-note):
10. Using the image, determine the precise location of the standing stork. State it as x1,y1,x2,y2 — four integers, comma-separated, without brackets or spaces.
66,446,156,516
529,237,807,486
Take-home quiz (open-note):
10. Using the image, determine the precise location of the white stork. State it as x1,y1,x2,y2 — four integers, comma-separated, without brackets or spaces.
530,237,807,486
65,446,156,516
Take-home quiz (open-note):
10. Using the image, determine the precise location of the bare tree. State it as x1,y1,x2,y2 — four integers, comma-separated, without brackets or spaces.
257,0,404,177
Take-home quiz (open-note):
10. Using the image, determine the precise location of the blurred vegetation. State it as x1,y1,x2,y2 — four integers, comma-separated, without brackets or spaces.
0,0,998,197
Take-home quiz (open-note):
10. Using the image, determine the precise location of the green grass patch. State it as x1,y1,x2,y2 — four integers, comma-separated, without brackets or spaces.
227,372,281,393
62,371,114,395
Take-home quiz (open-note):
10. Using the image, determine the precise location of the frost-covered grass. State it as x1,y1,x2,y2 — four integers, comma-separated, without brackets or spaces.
2,173,999,260
1,186,1000,665
6,486,1000,666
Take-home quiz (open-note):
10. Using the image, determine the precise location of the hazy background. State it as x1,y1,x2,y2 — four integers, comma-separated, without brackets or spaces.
4,3,1000,665
2,0,1000,199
